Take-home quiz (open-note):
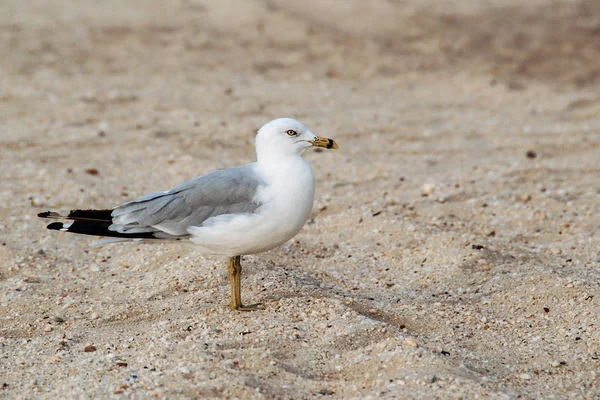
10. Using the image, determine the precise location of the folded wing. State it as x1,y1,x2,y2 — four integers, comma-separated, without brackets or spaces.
39,164,264,241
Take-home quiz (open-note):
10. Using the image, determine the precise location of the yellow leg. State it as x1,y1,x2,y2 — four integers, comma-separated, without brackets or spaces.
228,256,262,311
228,257,237,310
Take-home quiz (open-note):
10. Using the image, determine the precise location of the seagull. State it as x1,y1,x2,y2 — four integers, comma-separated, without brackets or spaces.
38,118,338,311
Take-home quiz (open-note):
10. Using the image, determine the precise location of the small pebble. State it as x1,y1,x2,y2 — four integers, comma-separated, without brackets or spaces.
550,361,561,367
421,183,435,196
319,389,335,395
518,373,531,380
84,345,97,352
519,194,532,203
404,338,418,347
114,384,127,394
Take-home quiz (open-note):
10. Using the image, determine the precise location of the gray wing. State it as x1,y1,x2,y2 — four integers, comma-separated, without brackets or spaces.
110,164,264,237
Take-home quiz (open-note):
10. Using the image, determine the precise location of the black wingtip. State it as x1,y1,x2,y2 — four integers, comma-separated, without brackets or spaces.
37,209,113,222
45,220,158,239
67,209,112,221
47,222,63,231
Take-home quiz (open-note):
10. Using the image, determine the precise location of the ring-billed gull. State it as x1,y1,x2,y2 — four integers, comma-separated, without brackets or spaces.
38,118,338,311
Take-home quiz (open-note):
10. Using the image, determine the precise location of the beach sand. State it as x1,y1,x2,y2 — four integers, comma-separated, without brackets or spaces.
1,0,599,398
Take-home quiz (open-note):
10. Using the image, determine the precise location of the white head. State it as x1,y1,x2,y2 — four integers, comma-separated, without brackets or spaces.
255,118,338,162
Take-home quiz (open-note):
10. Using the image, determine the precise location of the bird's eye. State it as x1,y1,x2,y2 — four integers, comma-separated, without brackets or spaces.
286,129,297,136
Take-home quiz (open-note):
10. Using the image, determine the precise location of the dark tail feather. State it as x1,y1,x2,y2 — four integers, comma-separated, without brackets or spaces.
38,209,113,222
46,221,157,239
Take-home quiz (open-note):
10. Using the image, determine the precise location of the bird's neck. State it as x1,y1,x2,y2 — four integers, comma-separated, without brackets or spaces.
255,144,306,165
255,151,312,183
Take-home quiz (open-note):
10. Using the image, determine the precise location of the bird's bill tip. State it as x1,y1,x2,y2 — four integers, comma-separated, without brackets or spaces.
311,137,339,150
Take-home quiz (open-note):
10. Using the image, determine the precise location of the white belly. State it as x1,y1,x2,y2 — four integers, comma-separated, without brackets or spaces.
187,158,315,256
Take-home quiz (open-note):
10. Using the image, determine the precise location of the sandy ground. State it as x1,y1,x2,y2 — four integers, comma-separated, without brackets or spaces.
1,0,600,398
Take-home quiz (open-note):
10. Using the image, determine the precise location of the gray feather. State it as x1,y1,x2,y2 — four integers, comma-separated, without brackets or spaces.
111,165,264,237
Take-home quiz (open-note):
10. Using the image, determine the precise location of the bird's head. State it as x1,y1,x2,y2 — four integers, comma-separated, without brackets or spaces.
255,118,338,161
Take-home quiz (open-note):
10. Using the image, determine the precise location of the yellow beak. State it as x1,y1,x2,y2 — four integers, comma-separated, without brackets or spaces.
311,137,339,150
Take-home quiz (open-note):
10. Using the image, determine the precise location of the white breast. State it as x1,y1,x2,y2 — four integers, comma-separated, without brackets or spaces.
188,156,315,256
255,156,315,243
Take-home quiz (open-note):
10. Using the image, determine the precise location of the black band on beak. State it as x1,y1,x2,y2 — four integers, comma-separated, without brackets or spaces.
311,136,339,149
